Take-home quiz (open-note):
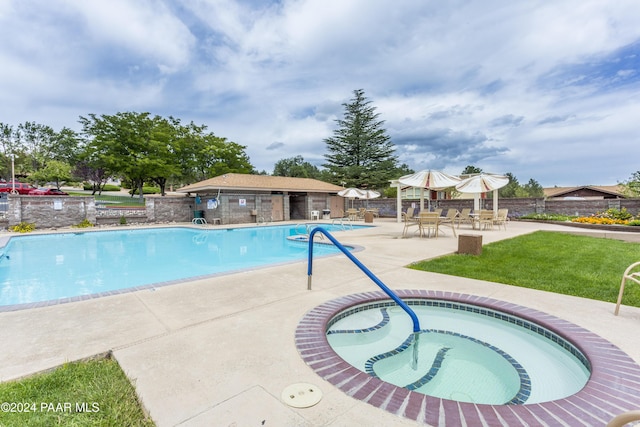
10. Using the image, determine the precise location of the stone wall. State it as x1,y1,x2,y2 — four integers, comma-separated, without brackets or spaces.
2,193,639,229
348,197,640,218
6,195,97,228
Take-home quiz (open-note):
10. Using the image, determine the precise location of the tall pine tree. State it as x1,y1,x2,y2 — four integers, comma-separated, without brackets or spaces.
323,89,400,189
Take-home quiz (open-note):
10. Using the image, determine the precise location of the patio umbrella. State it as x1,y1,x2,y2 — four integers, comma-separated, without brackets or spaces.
455,173,509,213
357,189,380,207
338,188,366,208
398,170,461,190
398,170,461,211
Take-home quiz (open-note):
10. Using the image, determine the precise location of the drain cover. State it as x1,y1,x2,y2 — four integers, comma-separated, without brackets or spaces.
281,383,322,408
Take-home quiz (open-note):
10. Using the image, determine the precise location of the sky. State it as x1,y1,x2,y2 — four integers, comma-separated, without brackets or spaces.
1,0,639,187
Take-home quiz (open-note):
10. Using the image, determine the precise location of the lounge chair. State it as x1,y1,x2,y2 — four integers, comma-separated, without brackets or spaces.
614,261,640,315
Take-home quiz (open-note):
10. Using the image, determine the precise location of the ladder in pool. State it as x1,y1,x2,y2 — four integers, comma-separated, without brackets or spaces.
306,226,421,334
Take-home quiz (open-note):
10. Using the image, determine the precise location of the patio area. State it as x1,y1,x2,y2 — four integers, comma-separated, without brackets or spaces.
1,219,639,426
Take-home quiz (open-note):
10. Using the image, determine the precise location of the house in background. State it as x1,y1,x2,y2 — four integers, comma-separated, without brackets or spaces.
177,174,344,224
544,185,626,200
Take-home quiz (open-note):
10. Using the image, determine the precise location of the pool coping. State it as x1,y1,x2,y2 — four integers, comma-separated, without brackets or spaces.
295,290,640,426
0,225,364,312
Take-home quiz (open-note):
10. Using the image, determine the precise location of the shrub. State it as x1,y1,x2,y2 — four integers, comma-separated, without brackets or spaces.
10,222,36,233
73,219,95,228
601,207,633,221
129,186,160,195
119,216,127,225
628,220,640,227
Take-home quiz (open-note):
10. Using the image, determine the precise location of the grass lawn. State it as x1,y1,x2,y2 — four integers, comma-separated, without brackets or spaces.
409,231,640,307
0,356,154,427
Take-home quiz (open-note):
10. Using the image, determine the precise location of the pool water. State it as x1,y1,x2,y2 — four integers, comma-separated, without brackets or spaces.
0,224,362,307
327,301,590,404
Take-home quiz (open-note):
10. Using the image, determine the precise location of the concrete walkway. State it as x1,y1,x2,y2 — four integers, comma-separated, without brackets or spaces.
1,219,639,426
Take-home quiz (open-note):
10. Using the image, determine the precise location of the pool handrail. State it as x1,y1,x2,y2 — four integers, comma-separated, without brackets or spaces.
307,226,421,333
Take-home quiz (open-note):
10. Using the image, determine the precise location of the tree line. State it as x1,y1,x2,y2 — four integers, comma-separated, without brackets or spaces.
0,113,252,196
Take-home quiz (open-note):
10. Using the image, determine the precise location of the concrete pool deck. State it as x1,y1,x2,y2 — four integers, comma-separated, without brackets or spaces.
1,219,640,426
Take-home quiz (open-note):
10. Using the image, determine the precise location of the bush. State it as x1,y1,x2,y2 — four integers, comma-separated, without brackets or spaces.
129,186,160,195
628,220,640,227
119,216,127,225
601,207,633,221
10,222,36,233
73,219,94,228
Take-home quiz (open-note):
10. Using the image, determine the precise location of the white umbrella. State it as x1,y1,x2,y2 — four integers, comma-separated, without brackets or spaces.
398,170,461,212
357,189,380,207
358,190,380,199
338,188,366,198
338,188,366,209
398,170,461,190
455,173,509,213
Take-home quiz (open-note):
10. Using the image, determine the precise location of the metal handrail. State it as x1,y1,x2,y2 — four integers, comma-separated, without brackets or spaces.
307,226,421,333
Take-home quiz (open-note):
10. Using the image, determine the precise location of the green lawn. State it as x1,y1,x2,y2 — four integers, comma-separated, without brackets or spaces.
409,231,640,307
0,356,154,427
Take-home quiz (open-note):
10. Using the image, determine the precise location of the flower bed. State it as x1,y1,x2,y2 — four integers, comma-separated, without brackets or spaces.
571,208,640,227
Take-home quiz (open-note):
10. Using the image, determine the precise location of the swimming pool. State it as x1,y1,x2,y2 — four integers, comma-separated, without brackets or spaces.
0,224,365,309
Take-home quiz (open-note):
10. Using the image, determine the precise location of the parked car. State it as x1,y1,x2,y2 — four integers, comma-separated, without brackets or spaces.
0,182,37,194
28,187,69,196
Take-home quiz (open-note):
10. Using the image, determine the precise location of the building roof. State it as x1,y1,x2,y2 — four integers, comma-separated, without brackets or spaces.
543,185,626,199
177,173,344,193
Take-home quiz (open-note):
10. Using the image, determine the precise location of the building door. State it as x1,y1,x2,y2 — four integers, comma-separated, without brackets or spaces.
329,196,342,218
271,195,284,221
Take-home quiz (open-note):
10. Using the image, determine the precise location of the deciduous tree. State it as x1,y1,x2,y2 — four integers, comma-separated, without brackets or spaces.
273,155,320,178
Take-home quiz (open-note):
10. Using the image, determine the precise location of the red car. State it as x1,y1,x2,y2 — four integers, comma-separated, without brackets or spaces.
28,188,69,196
0,182,37,194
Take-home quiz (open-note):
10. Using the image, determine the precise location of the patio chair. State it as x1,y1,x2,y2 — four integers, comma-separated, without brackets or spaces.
614,261,640,315
457,208,473,229
402,212,420,237
478,210,494,230
493,209,509,230
418,212,440,238
439,209,459,237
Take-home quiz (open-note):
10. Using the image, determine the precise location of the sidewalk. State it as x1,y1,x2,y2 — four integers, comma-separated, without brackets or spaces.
1,219,639,426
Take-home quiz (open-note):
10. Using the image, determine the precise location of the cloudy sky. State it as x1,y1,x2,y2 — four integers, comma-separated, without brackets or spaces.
1,0,639,187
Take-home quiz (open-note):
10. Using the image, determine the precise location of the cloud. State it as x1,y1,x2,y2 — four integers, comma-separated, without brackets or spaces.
1,0,640,186
265,142,285,150
489,115,525,128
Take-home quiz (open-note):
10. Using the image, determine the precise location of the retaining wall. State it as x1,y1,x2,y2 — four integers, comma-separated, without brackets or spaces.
349,197,640,218
2,194,639,229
